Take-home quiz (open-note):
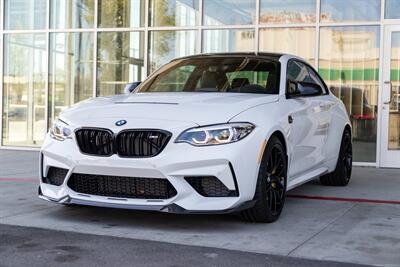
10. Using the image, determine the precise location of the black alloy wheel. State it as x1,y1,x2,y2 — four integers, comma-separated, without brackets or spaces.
320,128,352,186
241,136,287,223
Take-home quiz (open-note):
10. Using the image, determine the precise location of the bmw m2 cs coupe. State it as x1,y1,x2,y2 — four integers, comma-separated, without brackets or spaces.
39,53,352,222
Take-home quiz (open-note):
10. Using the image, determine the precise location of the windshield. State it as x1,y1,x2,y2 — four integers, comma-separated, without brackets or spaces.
137,57,280,94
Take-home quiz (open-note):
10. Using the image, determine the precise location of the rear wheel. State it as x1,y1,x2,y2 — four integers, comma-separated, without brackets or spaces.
241,136,287,223
320,128,352,186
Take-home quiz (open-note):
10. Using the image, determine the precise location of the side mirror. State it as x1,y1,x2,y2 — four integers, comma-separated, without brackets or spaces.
287,80,300,97
124,81,141,94
286,80,322,98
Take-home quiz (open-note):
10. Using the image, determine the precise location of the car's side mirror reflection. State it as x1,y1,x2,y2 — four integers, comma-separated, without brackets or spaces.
286,80,322,98
124,81,141,94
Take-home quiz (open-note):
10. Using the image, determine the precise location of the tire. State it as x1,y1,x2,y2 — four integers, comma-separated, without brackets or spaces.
241,136,287,223
320,128,352,186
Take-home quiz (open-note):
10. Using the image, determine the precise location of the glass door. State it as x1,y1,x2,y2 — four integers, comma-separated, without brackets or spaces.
381,25,400,167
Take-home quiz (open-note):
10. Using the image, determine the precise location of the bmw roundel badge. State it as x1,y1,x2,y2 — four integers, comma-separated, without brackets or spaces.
115,120,127,126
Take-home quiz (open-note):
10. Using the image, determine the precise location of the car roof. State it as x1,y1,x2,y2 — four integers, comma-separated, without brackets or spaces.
171,52,285,62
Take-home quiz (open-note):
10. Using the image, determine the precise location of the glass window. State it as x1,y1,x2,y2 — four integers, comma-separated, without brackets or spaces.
49,33,94,124
97,32,145,96
2,34,46,146
319,26,380,162
148,30,198,73
320,0,381,22
203,29,255,53
51,0,94,29
4,0,47,30
287,60,313,83
138,57,280,94
203,0,256,25
260,0,316,24
388,32,400,150
385,0,400,19
149,0,199,27
98,0,145,28
259,27,315,65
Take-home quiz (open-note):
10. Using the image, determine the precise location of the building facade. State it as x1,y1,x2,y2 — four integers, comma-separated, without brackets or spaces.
0,0,399,168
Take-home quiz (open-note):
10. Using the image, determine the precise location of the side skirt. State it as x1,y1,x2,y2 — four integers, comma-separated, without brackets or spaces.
286,167,328,191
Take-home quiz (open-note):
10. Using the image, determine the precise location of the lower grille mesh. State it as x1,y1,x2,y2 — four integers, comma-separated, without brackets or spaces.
67,173,177,199
43,167,68,186
185,176,238,197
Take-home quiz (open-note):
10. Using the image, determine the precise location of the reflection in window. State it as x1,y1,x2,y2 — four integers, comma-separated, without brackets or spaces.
97,32,145,96
203,0,256,25
203,29,255,53
260,0,316,24
149,30,198,73
319,26,380,162
2,34,46,146
51,0,94,29
149,0,198,27
5,0,46,30
98,0,145,28
385,0,400,19
49,33,94,124
388,33,400,150
259,27,315,65
320,0,381,22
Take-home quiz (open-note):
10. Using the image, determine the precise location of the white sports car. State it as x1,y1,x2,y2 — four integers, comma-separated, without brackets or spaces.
39,53,352,222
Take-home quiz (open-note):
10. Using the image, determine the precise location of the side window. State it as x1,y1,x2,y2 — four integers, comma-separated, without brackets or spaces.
287,60,312,83
305,65,327,95
287,60,325,97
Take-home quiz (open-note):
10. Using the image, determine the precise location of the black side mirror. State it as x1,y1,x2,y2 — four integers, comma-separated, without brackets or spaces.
124,81,141,94
286,80,301,98
286,80,322,98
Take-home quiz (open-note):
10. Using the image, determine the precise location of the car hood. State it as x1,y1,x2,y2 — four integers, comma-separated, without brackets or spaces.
60,92,278,127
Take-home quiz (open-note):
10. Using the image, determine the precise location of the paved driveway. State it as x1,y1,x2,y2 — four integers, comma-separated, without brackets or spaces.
1,150,400,266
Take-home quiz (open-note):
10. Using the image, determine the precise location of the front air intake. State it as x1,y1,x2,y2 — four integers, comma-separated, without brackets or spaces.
42,167,68,186
67,173,177,199
185,176,238,197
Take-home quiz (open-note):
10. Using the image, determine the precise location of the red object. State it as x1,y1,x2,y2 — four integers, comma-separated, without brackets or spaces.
288,194,400,205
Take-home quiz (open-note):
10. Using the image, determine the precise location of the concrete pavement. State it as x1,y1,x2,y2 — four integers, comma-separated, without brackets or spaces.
1,150,400,266
1,224,369,267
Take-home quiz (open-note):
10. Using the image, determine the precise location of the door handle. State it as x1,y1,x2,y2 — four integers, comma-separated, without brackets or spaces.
384,81,393,104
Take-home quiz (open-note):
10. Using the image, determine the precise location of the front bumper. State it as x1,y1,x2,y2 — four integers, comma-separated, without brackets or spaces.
39,125,264,213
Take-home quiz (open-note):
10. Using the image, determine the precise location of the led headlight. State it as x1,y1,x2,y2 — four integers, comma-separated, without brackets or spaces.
49,119,72,141
176,123,255,146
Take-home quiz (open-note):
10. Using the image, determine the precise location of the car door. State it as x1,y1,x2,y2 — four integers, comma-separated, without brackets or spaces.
285,60,329,178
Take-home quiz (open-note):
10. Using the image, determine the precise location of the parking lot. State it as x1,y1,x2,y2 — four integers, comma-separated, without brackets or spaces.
1,150,400,266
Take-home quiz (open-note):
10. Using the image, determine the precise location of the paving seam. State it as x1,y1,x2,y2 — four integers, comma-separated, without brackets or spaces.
286,202,357,257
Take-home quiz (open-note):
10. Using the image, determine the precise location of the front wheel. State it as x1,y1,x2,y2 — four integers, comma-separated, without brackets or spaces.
320,128,352,186
241,136,287,223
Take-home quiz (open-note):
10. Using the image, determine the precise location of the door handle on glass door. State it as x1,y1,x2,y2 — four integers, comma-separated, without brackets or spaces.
384,81,393,104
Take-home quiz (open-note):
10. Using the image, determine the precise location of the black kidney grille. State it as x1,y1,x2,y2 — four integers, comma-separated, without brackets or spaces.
75,128,114,156
116,130,171,157
67,173,177,199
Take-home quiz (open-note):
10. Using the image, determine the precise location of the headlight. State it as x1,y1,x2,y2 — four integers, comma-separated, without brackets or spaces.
49,119,72,141
175,123,255,146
